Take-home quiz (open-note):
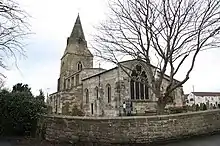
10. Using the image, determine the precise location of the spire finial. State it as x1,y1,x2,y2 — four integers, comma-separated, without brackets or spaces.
77,7,81,16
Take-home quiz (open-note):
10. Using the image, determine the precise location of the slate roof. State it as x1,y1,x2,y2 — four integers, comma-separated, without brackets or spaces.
192,92,220,96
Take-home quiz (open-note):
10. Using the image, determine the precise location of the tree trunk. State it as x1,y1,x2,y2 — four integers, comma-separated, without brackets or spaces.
156,96,166,115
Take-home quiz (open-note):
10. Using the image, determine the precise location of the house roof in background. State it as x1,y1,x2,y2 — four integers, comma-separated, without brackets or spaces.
184,94,189,98
192,92,220,96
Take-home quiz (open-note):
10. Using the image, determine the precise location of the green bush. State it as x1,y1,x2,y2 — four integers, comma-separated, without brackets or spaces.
195,104,200,111
203,103,207,110
0,83,46,137
168,106,187,114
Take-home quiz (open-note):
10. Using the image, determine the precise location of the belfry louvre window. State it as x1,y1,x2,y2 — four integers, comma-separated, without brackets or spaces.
130,65,149,100
77,61,82,71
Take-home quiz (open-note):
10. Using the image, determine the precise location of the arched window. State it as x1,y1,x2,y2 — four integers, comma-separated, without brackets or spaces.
106,84,111,103
76,74,79,86
85,88,89,103
130,65,149,100
77,61,82,71
95,86,98,99
130,79,134,99
71,76,74,87
63,79,66,90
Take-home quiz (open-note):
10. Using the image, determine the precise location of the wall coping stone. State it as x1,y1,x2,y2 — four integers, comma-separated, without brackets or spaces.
43,109,220,120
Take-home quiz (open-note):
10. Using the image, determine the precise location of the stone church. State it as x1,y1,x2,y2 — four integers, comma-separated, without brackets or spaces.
48,15,184,117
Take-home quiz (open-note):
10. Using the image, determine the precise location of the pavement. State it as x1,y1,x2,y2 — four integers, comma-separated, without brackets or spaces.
0,134,220,146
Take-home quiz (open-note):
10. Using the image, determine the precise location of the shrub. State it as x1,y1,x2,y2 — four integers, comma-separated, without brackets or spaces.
168,106,187,114
195,104,200,111
203,103,207,110
0,84,46,137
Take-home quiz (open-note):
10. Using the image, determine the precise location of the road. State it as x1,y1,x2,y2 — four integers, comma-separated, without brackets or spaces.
158,134,220,146
0,135,220,146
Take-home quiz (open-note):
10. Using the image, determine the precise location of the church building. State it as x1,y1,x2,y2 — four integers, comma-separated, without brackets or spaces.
48,15,184,117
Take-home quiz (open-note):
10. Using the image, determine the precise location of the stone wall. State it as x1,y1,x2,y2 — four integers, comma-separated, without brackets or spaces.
40,109,220,144
82,68,119,116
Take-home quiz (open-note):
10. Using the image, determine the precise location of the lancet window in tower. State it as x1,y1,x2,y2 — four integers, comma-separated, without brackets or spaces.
130,65,149,100
77,61,82,71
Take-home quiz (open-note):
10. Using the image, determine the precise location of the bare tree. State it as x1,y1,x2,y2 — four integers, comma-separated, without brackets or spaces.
0,78,5,90
93,0,220,113
0,0,30,78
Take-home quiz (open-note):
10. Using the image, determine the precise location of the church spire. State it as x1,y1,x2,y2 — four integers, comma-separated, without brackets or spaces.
63,14,92,57
69,14,85,41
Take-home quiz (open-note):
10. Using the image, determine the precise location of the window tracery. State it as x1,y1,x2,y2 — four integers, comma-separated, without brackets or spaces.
130,65,149,100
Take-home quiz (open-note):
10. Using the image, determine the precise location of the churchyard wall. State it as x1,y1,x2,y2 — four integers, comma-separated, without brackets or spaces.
38,109,220,144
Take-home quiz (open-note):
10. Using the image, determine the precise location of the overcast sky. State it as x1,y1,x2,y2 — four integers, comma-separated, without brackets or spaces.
3,0,220,96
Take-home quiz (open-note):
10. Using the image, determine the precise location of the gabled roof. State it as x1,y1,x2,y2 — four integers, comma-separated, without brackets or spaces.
81,59,181,83
192,92,220,96
82,66,118,81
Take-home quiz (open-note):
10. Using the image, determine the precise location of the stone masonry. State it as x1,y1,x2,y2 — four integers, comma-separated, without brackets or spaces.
39,109,220,144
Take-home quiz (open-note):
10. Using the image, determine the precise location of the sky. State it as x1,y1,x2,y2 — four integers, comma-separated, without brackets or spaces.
2,0,220,96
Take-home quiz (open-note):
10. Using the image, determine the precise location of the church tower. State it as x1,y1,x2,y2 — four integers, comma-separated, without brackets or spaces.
58,14,93,91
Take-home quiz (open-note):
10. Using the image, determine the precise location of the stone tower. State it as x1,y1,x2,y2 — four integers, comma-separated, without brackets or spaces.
58,14,93,91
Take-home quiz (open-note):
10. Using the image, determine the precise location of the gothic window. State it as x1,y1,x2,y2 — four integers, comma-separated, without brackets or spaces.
140,83,144,100
76,74,79,85
135,82,140,99
91,103,94,115
106,84,111,103
95,86,98,99
77,61,82,71
71,77,74,87
130,65,149,100
85,88,89,103
145,85,149,99
130,79,134,99
57,78,60,91
67,79,70,89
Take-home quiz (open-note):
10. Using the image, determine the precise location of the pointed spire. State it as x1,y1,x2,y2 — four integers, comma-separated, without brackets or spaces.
70,14,85,41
